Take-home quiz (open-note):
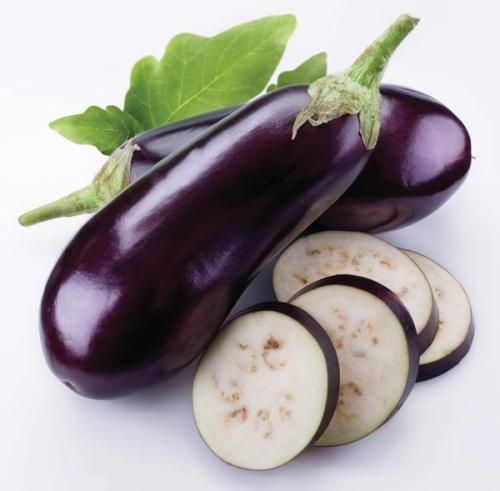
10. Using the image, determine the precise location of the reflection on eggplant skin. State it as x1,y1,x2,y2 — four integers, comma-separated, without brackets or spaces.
317,177,466,233
52,273,121,359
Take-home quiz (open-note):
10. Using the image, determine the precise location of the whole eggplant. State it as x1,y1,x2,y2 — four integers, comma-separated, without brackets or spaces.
42,87,367,398
39,16,417,398
129,85,471,232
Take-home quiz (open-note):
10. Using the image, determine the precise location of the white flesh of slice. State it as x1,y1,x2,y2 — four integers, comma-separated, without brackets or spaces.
193,310,331,470
403,250,472,365
274,231,433,338
291,284,411,446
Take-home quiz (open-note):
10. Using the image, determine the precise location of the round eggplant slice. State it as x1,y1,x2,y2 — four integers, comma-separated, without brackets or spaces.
402,250,474,382
289,275,419,446
192,302,339,470
273,231,438,352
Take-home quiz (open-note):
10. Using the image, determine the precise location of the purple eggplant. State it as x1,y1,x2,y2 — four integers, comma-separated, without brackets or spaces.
129,107,236,183
38,16,417,398
317,85,471,231
20,87,471,233
131,85,471,232
134,85,471,233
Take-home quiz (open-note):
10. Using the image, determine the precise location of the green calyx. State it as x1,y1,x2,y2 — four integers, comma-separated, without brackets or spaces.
18,143,139,226
293,14,419,149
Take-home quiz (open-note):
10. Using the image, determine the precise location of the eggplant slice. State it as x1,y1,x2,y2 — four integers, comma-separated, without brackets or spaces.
273,231,438,352
192,302,339,470
402,250,474,381
290,275,419,446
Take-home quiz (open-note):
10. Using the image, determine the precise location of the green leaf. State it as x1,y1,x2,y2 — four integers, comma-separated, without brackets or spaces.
50,15,296,154
49,106,140,155
124,15,297,130
267,52,328,92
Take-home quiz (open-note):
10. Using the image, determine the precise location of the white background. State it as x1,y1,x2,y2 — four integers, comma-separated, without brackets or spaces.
1,0,499,489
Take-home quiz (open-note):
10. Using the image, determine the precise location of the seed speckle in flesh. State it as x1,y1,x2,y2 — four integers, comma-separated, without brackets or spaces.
279,406,292,421
352,350,367,358
398,286,409,297
347,382,363,396
293,273,308,285
333,308,348,321
435,287,445,298
380,259,392,267
306,248,321,256
264,337,281,350
228,407,248,422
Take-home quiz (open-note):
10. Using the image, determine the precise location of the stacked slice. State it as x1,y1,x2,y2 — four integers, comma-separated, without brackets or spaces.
193,231,474,470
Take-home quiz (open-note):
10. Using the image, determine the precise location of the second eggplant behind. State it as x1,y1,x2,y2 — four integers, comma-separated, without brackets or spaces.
20,85,471,233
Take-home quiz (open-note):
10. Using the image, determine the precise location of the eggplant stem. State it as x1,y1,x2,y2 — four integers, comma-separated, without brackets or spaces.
347,15,419,89
18,185,100,226
293,14,419,149
18,143,139,226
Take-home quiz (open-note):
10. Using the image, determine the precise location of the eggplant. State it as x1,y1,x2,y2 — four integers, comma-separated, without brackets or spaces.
192,302,339,470
317,86,471,231
19,87,471,233
272,231,438,353
38,16,417,398
402,250,474,381
289,275,419,446
129,107,236,183
132,85,471,234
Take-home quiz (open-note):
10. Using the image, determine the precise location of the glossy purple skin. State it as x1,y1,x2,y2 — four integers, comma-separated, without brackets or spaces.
41,86,369,399
130,84,471,232
417,318,474,382
318,85,472,231
130,106,235,182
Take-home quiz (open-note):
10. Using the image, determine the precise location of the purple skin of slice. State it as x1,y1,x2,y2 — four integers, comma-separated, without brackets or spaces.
402,249,474,382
